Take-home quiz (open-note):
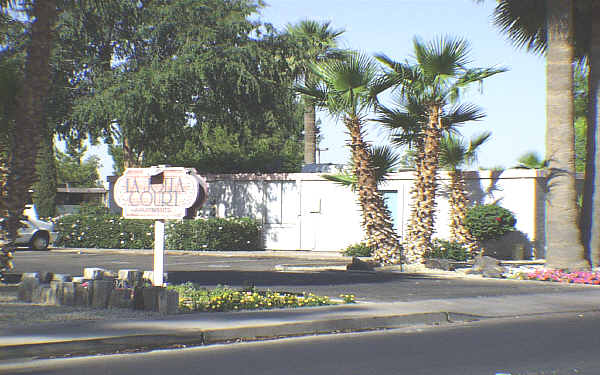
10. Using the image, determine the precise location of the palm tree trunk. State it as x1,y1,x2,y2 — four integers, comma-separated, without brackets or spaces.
545,0,589,270
303,102,317,164
582,2,600,268
405,105,442,263
404,139,426,258
448,170,479,255
346,116,402,264
1,0,57,273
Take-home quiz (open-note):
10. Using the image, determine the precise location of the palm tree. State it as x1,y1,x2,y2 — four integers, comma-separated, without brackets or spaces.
484,0,591,269
286,20,344,165
439,132,491,254
514,151,549,169
375,36,505,264
295,53,402,264
323,145,401,190
0,0,58,275
376,93,487,261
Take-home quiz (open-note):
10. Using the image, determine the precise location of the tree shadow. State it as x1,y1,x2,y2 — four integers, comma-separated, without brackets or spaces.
468,170,505,206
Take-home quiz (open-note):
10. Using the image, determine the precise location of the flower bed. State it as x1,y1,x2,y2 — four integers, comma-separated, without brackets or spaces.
526,269,600,285
169,283,355,312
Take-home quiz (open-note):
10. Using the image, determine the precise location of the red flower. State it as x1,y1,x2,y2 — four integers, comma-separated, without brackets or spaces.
495,217,502,222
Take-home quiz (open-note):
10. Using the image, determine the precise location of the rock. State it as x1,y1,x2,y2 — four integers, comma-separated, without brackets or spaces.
471,256,505,278
91,280,113,308
163,289,179,315
478,231,533,260
18,276,40,302
83,268,106,280
424,258,454,271
346,257,376,271
118,269,143,287
52,274,72,282
74,283,91,306
143,271,168,285
38,272,54,284
139,287,179,314
61,282,76,306
109,288,134,309
142,287,160,311
133,287,145,310
50,281,65,305
31,284,53,304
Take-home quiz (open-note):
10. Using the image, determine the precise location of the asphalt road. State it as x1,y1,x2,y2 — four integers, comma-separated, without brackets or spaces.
9,250,591,303
5,312,600,375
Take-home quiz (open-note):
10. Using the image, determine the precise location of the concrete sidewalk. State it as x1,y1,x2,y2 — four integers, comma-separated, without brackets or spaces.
2,290,600,362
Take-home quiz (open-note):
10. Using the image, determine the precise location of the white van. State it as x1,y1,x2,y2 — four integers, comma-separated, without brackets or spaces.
0,205,59,250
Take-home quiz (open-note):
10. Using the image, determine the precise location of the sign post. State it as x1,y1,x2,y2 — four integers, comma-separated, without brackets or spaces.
113,166,207,287
153,219,165,286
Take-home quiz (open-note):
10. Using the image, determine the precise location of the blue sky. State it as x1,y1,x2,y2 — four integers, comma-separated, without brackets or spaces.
91,0,547,180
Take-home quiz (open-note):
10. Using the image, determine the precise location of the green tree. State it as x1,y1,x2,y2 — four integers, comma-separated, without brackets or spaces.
70,0,304,173
439,132,491,254
285,20,344,164
296,52,403,264
55,149,101,188
0,0,58,275
376,36,504,263
32,126,57,218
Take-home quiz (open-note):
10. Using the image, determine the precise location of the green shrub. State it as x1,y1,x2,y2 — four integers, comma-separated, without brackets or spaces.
78,202,111,216
425,239,471,261
55,214,154,249
342,242,373,257
54,214,262,251
169,283,341,312
465,204,516,241
165,217,262,251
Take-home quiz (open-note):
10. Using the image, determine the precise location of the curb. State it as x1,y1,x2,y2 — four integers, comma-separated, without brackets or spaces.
49,248,352,260
0,311,483,361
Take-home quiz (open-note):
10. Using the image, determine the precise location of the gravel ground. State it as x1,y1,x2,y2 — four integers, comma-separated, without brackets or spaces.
0,287,163,329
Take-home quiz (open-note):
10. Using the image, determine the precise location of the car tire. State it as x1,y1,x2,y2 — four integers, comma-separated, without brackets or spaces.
30,232,50,251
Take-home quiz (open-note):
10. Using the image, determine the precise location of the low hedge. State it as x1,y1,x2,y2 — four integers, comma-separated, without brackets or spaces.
54,214,262,251
165,217,262,251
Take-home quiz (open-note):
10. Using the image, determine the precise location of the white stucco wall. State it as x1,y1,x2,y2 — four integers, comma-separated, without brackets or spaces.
200,169,548,254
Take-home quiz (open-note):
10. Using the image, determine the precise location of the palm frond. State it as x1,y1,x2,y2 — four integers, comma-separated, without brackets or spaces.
465,131,492,164
374,98,425,148
322,172,357,190
310,51,381,116
514,151,548,169
369,145,401,183
413,36,471,77
493,0,547,55
439,134,467,171
442,103,486,129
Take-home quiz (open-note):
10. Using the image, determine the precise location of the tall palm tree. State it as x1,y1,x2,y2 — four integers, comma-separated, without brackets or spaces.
485,0,591,269
585,1,600,268
286,20,344,165
376,93,487,262
0,0,58,275
544,0,589,269
375,36,505,263
439,132,491,254
295,53,402,264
